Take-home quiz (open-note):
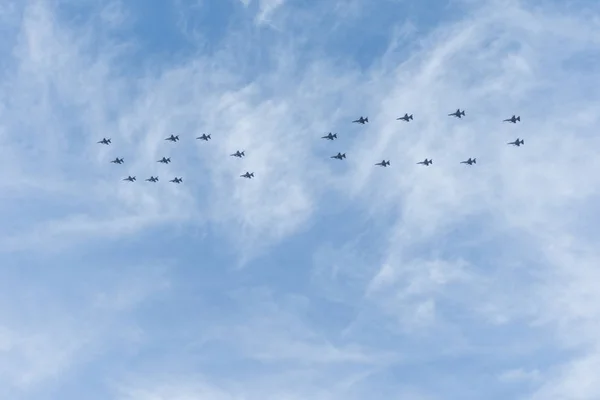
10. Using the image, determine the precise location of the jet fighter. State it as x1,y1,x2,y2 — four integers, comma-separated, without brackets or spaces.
397,113,413,122
111,157,124,164
322,133,337,140
417,159,432,166
331,152,346,160
375,160,390,167
241,172,254,179
503,115,521,123
157,157,171,164
146,176,159,182
460,158,476,165
196,134,211,141
507,138,524,146
230,150,245,158
123,176,136,182
170,177,183,183
98,138,111,145
165,135,179,142
448,109,466,118
352,116,368,124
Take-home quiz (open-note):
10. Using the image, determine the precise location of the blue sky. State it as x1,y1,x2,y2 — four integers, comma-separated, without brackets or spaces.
2,0,600,398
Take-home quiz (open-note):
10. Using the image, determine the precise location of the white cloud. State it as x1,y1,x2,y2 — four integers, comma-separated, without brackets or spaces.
2,0,600,398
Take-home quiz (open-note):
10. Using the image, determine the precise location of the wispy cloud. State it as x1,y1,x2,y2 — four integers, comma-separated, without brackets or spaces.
2,0,600,398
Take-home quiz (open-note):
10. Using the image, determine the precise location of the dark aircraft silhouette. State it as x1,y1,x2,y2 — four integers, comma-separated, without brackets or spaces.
352,116,368,124
165,135,179,142
123,176,136,182
417,159,432,166
157,157,171,164
397,113,413,122
460,158,476,165
448,109,466,118
507,138,524,146
331,152,346,160
146,176,159,182
98,138,111,145
170,177,183,183
503,115,521,123
375,160,390,167
196,134,211,141
322,133,337,140
111,157,124,164
241,172,254,179
231,150,245,158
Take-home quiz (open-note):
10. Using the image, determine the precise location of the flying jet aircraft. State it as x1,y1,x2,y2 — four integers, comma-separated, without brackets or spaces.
170,177,183,183
503,115,521,123
230,150,245,158
375,160,390,167
157,157,171,164
123,176,136,182
331,152,346,160
460,158,476,165
417,159,432,166
97,138,111,145
165,135,179,142
241,172,254,179
146,176,159,182
448,109,466,118
196,134,211,141
507,138,524,146
110,157,124,164
397,113,413,122
352,116,368,124
322,133,337,140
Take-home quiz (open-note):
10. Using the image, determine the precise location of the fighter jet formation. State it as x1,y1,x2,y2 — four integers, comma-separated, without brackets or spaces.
97,109,523,184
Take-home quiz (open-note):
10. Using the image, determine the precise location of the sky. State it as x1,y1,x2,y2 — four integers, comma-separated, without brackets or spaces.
1,0,600,399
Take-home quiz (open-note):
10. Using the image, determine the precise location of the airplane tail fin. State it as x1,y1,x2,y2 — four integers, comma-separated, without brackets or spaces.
365,118,369,122
409,114,413,120
250,173,254,177
461,111,465,116
516,116,521,121
342,153,346,158
430,159,433,164
473,158,476,163
333,134,337,138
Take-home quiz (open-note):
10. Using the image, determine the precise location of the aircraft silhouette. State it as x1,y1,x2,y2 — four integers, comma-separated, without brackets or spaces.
123,176,136,182
98,138,111,145
110,157,124,164
157,157,171,164
146,176,159,182
507,138,524,146
170,177,183,183
196,134,211,141
241,172,254,179
230,150,245,158
352,116,368,124
460,158,476,165
417,159,432,166
448,109,466,118
375,160,390,167
322,133,337,140
331,152,346,160
503,115,521,123
165,135,179,142
397,113,413,122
